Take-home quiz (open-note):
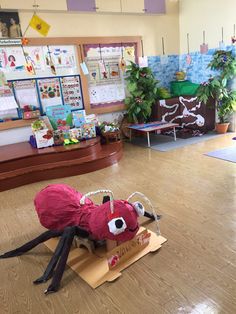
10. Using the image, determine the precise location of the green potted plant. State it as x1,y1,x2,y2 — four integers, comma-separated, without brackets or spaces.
196,50,236,133
124,62,170,124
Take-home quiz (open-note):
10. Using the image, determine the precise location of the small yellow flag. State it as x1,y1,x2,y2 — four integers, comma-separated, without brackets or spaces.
29,14,50,37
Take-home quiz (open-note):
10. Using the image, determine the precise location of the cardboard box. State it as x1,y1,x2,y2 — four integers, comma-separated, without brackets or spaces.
45,227,167,289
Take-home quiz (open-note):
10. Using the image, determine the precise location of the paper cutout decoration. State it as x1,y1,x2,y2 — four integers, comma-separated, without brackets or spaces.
160,55,169,65
80,62,89,75
0,70,7,87
49,60,56,75
29,14,50,37
98,60,106,73
138,56,148,68
219,41,226,50
21,38,29,46
186,33,192,65
186,54,192,65
232,24,236,44
119,57,126,72
219,27,225,50
200,43,208,54
25,61,36,75
200,31,208,54
125,47,135,57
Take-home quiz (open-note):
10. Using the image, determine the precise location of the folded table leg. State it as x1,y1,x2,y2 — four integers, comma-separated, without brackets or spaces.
147,131,150,147
173,127,177,141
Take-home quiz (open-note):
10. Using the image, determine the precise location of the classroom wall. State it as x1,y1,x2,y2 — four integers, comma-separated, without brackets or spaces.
179,0,236,53
18,0,179,56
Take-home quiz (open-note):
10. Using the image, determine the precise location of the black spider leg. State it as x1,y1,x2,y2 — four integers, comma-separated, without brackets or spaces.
103,195,110,203
35,226,89,295
144,211,161,221
33,232,67,285
0,230,63,259
102,196,162,221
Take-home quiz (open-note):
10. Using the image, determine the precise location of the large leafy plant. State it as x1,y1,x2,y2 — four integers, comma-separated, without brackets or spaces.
124,62,170,123
197,50,236,123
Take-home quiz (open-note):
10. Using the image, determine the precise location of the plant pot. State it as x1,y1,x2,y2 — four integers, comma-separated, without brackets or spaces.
215,123,230,134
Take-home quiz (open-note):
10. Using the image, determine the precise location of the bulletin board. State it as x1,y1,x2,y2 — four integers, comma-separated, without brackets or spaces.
0,36,141,130
6,74,84,116
83,42,138,110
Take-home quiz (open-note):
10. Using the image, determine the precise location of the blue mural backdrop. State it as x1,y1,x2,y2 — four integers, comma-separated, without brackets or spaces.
148,45,236,89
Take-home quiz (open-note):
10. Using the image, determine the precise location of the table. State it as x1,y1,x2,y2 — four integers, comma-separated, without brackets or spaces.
128,121,179,148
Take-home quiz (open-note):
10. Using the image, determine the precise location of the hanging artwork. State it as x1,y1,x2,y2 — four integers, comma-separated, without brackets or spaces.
0,11,22,38
43,46,76,70
23,46,45,71
84,43,137,107
13,80,39,109
5,47,25,71
0,83,18,113
200,31,208,54
186,33,192,65
219,27,226,50
0,48,8,70
60,75,83,109
38,77,62,112
160,37,169,65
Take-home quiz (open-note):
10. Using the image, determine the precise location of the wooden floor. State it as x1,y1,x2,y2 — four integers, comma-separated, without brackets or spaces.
0,133,235,314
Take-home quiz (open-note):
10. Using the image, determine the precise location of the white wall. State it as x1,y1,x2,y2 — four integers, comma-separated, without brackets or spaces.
18,0,179,56
179,0,236,53
0,126,32,146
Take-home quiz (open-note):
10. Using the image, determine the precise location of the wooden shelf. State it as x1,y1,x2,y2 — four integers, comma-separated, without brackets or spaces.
0,119,37,131
0,138,123,191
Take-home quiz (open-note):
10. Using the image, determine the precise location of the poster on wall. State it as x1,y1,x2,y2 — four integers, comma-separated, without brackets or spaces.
38,77,62,112
0,48,8,70
0,11,22,38
13,80,40,109
60,75,83,110
43,46,77,70
84,44,136,107
0,83,19,120
23,46,45,71
5,46,25,72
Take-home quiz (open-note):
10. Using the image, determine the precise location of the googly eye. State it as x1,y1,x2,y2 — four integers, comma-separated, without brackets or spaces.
108,217,127,235
132,201,145,216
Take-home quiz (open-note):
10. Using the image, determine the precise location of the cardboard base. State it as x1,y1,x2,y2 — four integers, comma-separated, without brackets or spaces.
44,227,167,289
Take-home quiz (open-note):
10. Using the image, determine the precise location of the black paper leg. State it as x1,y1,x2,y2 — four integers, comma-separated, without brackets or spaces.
0,230,63,259
34,226,89,287
33,233,67,285
144,211,161,220
44,226,77,294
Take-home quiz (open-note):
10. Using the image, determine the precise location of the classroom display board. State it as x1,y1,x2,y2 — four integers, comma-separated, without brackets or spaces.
0,45,79,80
0,84,18,119
84,43,137,109
13,80,39,109
61,76,83,109
0,74,84,121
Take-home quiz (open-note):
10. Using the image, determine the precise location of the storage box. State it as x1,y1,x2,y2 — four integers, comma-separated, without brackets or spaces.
23,109,40,120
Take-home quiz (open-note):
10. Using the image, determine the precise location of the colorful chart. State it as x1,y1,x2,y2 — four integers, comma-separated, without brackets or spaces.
61,76,83,109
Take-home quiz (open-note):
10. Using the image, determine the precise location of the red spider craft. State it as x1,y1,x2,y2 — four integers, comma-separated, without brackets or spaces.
0,184,160,294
